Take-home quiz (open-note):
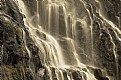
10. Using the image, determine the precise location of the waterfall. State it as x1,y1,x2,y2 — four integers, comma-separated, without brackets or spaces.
11,0,121,80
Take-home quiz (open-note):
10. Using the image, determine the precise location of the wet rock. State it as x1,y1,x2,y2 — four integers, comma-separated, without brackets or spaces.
72,71,82,80
0,0,43,80
94,69,109,80
1,0,121,80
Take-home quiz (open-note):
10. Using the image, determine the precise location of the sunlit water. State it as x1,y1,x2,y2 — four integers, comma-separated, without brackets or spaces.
13,0,121,80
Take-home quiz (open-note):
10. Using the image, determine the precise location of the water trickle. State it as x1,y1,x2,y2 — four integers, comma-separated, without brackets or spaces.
12,0,121,80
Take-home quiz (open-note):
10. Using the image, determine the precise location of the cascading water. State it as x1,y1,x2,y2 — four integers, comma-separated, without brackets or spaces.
10,0,121,80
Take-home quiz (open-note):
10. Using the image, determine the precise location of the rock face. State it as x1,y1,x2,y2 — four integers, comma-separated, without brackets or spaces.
0,0,121,80
0,0,42,80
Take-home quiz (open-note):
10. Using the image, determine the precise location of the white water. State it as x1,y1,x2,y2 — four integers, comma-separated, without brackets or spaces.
13,0,121,80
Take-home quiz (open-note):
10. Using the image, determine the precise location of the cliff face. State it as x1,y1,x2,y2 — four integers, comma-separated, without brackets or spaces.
0,0,42,79
0,0,121,80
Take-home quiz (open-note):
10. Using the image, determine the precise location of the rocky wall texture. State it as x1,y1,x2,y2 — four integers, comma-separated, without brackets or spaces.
0,0,121,80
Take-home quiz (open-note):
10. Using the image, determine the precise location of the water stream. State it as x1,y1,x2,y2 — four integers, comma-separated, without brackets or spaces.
12,0,121,80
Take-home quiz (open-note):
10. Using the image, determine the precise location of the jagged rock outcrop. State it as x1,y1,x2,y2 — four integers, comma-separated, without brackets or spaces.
0,0,43,80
